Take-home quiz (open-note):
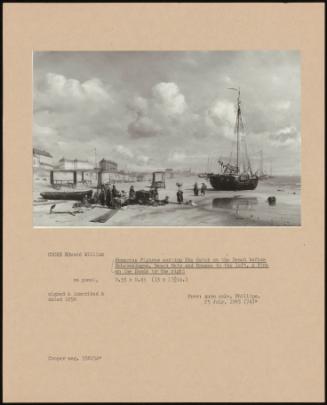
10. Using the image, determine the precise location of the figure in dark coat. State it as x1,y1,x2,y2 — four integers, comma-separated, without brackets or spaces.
129,185,136,200
112,184,120,198
177,189,184,204
105,185,112,207
194,182,199,196
200,183,207,196
99,186,105,206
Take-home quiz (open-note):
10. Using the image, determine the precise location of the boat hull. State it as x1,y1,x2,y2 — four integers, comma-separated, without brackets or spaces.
209,174,259,191
40,190,93,201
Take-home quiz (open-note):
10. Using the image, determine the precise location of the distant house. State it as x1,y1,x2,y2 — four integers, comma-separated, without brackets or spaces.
56,158,94,170
98,158,118,172
33,148,53,170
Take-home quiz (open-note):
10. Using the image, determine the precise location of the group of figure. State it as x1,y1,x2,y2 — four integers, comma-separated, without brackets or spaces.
176,182,207,204
88,184,165,208
85,181,207,208
94,184,123,208
193,182,207,196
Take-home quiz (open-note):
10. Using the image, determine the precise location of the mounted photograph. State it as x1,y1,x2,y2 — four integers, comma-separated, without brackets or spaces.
33,51,301,227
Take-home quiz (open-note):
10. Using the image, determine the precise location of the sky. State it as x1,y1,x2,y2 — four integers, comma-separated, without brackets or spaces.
33,51,301,175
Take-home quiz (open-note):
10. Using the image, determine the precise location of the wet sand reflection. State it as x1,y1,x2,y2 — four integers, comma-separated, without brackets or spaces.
212,196,258,210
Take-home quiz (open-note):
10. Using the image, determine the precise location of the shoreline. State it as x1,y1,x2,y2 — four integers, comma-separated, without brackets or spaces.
33,175,301,227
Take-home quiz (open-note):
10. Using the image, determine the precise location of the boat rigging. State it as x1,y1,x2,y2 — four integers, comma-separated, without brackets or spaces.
208,87,259,191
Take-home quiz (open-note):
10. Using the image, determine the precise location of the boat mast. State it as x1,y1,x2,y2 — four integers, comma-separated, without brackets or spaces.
228,87,241,173
236,88,241,173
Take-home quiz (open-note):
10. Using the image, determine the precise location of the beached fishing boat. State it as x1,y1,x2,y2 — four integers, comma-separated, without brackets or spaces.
209,88,259,191
40,190,93,201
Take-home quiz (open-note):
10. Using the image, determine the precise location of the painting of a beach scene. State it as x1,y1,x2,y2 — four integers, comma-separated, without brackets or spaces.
33,51,301,227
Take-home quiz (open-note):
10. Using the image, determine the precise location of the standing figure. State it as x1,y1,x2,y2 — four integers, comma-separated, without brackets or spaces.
129,185,136,201
177,189,184,204
99,185,105,206
201,183,207,196
193,182,199,196
106,185,112,207
112,184,120,198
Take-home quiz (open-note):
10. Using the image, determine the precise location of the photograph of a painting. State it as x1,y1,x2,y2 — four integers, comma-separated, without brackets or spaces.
33,51,301,227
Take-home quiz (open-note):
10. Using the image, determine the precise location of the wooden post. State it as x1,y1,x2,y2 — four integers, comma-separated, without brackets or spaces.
81,171,84,182
50,170,54,185
73,171,77,185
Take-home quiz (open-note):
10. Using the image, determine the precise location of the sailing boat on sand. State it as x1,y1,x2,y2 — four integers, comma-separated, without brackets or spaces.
209,88,259,191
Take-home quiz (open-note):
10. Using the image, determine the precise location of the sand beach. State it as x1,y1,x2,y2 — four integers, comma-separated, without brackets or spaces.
33,175,301,227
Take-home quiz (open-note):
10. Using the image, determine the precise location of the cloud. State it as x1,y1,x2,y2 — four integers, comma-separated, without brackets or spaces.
205,100,237,140
222,75,233,84
82,78,112,102
126,82,189,140
182,56,198,67
33,122,58,142
33,122,64,153
127,95,148,116
114,145,134,158
128,116,161,139
209,100,235,126
136,155,150,164
168,151,187,162
274,100,291,111
34,73,112,111
33,51,300,174
34,122,57,137
269,126,300,147
152,82,187,115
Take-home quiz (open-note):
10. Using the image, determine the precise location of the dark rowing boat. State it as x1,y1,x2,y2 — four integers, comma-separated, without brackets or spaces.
40,190,93,201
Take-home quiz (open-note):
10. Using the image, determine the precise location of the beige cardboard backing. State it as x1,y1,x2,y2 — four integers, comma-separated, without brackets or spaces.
3,3,325,402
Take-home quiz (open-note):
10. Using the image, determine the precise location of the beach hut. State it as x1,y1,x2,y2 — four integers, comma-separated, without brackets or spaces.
151,171,166,189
